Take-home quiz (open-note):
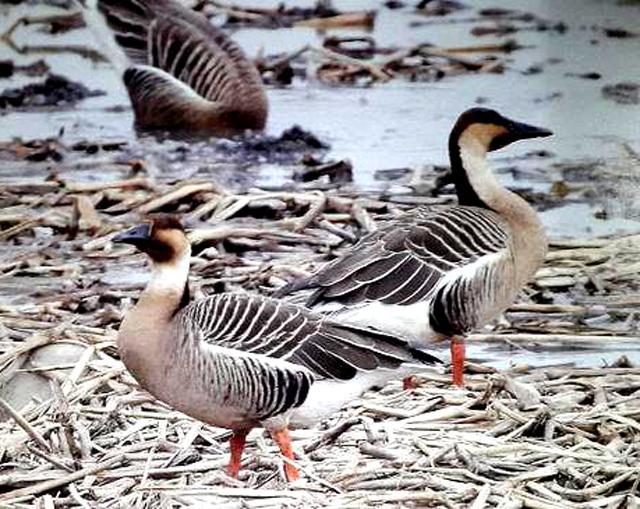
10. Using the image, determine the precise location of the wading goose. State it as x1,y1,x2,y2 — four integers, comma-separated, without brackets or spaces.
274,108,552,387
96,0,268,134
113,215,441,481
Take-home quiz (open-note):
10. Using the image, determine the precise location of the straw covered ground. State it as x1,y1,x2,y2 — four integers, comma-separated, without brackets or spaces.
1,158,639,508
1,0,639,506
1,351,639,508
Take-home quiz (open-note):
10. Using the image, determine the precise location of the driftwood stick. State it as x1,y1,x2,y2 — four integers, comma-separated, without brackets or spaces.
310,47,392,82
135,183,217,214
26,444,75,472
303,417,360,453
281,192,327,233
416,45,485,69
0,454,126,502
0,397,51,452
0,13,82,42
295,12,375,30
64,177,154,193
265,45,311,69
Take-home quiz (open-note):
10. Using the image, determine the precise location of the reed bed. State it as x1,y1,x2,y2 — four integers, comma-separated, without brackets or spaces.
1,162,639,507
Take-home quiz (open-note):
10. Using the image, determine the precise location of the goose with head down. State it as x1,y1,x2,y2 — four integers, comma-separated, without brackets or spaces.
95,0,268,135
113,215,441,481
274,108,553,387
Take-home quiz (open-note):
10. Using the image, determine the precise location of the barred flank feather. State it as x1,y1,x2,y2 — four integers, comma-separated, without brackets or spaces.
299,206,509,306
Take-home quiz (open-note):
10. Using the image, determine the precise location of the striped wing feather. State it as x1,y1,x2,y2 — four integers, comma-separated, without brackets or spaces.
302,205,510,306
97,0,149,63
98,0,265,109
179,293,440,381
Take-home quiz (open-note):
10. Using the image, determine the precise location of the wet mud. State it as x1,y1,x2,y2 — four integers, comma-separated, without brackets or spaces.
0,73,104,109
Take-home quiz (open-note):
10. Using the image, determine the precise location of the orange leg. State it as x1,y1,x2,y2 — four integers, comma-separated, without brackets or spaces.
451,336,466,386
269,427,299,481
402,375,419,390
226,429,249,478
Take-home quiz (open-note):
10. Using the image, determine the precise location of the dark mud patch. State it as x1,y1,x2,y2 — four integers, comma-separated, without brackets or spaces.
601,26,638,39
416,0,467,16
293,158,353,183
212,125,329,164
602,82,640,105
0,138,64,162
565,71,601,80
0,137,128,163
0,74,104,109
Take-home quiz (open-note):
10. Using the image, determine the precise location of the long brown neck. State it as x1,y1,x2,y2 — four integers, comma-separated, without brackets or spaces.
135,252,191,320
456,133,548,275
450,131,490,208
117,248,191,387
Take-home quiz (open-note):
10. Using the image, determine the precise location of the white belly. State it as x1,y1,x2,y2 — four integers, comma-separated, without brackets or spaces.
287,365,437,429
317,301,440,346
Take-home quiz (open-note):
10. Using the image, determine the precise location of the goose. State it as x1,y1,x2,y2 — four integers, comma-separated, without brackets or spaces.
112,215,441,481
274,108,553,387
95,0,268,134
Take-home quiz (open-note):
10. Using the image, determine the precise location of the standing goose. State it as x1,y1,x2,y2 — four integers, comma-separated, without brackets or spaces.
96,0,268,134
113,215,441,481
274,108,553,386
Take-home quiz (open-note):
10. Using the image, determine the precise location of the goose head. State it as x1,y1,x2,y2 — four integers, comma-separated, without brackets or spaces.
448,108,552,208
113,215,190,265
450,108,553,155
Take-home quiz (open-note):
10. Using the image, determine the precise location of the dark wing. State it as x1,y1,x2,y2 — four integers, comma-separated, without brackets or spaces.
177,293,441,382
276,205,510,307
97,0,266,111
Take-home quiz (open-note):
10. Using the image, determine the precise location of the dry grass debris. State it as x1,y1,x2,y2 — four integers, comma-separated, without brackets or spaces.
1,163,639,507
